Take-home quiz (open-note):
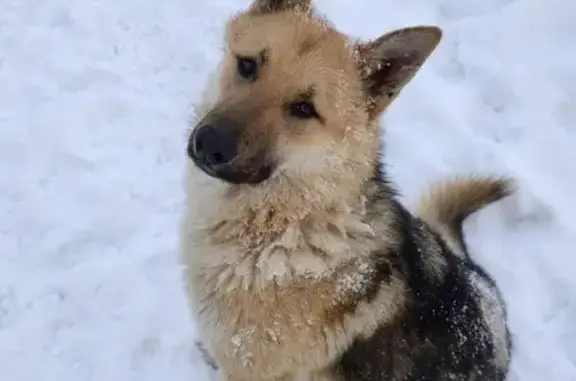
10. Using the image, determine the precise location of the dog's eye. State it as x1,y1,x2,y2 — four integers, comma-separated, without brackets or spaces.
289,101,318,119
237,57,258,81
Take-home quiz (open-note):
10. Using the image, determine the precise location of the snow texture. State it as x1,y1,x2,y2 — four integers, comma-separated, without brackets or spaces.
1,0,575,380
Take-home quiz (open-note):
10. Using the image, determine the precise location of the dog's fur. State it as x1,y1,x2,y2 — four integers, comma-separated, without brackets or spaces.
180,1,514,380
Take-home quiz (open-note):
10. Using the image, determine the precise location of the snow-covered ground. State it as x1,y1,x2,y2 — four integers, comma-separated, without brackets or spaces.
1,0,575,380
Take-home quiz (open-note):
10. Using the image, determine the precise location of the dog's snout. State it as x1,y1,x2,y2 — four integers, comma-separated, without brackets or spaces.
187,116,270,185
192,124,238,166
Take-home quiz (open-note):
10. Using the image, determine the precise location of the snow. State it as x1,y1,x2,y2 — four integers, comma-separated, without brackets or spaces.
0,0,575,380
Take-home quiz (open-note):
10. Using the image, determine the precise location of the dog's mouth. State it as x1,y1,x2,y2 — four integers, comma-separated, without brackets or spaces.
187,132,272,185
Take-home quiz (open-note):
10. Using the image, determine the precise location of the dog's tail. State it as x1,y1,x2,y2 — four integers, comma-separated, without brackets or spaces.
417,176,514,258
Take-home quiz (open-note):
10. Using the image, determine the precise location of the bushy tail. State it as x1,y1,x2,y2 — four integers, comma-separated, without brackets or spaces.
417,176,514,258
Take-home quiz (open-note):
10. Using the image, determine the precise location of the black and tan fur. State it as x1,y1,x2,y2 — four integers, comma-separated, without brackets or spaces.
180,1,514,380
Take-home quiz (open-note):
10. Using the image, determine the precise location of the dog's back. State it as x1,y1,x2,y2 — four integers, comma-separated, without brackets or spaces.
333,176,513,381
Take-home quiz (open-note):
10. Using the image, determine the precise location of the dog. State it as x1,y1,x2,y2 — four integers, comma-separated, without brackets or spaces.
179,1,514,380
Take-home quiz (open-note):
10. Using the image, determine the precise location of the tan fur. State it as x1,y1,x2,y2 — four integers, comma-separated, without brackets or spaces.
180,1,444,380
417,176,514,257
180,176,404,380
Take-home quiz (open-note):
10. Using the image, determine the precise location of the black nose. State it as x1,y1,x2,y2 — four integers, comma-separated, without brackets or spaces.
191,125,238,166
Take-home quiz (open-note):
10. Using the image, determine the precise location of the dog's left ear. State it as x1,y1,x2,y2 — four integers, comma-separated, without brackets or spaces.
249,0,312,13
355,26,442,117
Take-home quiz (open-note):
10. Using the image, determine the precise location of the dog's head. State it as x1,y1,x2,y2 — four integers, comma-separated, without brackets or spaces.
188,0,442,196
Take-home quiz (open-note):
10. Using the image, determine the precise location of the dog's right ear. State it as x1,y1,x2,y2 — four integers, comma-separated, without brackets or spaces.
249,0,312,13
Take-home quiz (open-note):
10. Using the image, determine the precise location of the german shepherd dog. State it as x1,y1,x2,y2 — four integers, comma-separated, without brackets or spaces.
180,0,514,380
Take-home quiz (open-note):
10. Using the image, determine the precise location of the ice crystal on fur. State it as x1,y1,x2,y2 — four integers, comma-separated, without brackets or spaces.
334,260,375,298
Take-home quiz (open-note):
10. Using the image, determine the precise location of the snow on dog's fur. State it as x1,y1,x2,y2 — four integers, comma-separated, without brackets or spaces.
180,1,514,380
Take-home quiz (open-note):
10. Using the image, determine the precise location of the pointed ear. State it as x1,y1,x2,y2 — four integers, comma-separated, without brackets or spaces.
355,26,442,116
249,0,312,13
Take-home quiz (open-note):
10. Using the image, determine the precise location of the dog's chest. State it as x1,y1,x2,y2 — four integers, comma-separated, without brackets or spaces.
191,252,346,377
188,238,393,378
182,210,389,377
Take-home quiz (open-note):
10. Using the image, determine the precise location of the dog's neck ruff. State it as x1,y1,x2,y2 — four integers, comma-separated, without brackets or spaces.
183,163,381,283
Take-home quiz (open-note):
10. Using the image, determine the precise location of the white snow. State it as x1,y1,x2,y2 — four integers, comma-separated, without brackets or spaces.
0,0,575,380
